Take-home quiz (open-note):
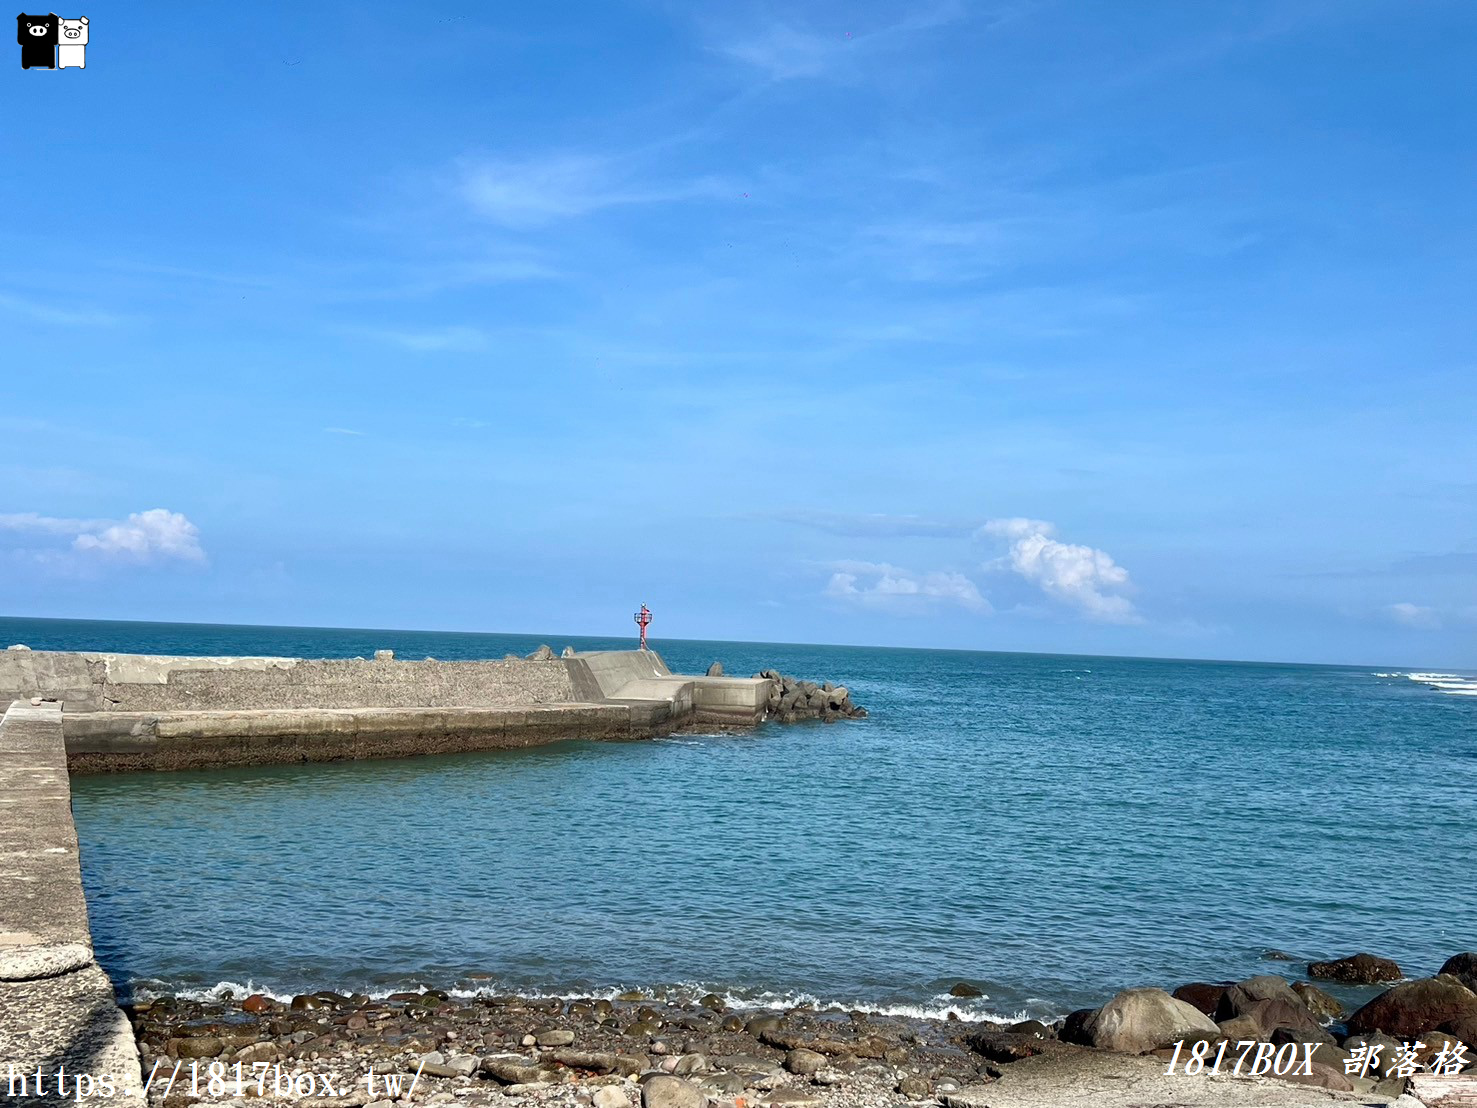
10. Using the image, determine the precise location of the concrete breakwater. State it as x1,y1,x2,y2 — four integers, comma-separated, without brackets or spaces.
0,645,803,772
0,701,144,1107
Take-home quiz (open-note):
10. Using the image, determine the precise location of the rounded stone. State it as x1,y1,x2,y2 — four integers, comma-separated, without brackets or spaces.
640,1074,706,1108
785,1048,826,1076
1307,953,1402,985
898,1075,931,1099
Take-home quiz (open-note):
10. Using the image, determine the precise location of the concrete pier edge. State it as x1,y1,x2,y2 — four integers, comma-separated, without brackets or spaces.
0,700,144,1106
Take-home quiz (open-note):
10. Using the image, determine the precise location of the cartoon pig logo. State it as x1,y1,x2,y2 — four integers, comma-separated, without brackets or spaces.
57,15,86,68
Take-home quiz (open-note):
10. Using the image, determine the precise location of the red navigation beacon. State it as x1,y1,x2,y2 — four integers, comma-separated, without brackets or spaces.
633,604,652,651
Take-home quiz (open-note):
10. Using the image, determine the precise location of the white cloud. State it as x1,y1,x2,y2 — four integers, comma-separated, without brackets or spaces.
0,292,132,327
456,154,730,229
0,508,204,564
824,560,991,614
719,22,841,81
979,517,1139,623
0,511,100,536
713,2,968,83
350,325,489,352
324,427,365,436
1386,602,1443,630
772,510,975,538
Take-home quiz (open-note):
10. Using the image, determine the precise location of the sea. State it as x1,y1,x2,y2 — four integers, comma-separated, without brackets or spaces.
3,616,1473,1023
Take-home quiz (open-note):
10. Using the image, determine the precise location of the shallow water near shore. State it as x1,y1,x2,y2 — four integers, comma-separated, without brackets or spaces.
6,616,1474,1022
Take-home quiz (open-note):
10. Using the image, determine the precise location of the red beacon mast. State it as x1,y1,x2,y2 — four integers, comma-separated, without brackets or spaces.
633,604,652,651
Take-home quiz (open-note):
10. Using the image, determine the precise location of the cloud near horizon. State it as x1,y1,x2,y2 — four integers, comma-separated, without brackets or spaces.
817,517,1139,623
978,517,1139,624
0,509,205,564
1387,602,1441,629
825,560,991,613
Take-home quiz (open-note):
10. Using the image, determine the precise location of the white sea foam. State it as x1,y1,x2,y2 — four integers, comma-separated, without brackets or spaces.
134,979,296,1003
137,979,1047,1025
1375,672,1477,697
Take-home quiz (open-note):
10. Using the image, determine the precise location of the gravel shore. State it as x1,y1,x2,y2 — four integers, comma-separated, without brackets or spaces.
127,985,1432,1108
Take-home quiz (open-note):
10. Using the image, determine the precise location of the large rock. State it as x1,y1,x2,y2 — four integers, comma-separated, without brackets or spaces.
1307,953,1402,984
640,1074,706,1108
1439,952,1477,992
1239,998,1332,1042
706,661,723,676
1171,983,1228,1016
784,1048,825,1075
1215,975,1303,1019
965,1029,1085,1064
1216,1014,1262,1041
1345,975,1477,1038
546,1049,639,1075
1065,1005,1104,1035
1291,981,1344,1021
1281,1063,1355,1092
526,644,556,661
1440,1013,1477,1042
1073,988,1220,1054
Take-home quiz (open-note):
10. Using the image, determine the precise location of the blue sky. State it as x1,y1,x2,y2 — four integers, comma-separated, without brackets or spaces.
3,0,1475,666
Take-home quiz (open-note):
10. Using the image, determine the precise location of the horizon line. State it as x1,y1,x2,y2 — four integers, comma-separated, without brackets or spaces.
0,612,1461,675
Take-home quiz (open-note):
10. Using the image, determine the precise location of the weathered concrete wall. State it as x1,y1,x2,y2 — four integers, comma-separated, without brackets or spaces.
0,647,577,713
690,675,773,725
64,703,637,772
0,700,144,1105
568,649,675,698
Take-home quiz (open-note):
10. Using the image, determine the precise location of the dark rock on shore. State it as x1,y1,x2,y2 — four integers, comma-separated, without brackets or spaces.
755,670,867,722
1443,1013,1477,1043
1440,951,1477,992
1290,980,1344,1020
1170,982,1227,1016
1306,952,1402,984
1345,974,1477,1038
964,1028,1084,1064
1214,974,1303,1019
1210,975,1333,1043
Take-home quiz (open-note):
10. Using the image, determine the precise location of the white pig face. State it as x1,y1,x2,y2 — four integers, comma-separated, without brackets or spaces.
59,17,88,43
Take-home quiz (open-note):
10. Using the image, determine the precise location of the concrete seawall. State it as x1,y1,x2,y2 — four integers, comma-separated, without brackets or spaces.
0,701,143,1105
1,646,774,773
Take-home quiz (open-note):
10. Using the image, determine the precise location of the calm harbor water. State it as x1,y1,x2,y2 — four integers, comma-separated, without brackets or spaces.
5,616,1474,1021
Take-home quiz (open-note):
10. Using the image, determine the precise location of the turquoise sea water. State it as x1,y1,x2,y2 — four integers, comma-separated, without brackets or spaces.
5,616,1474,1021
